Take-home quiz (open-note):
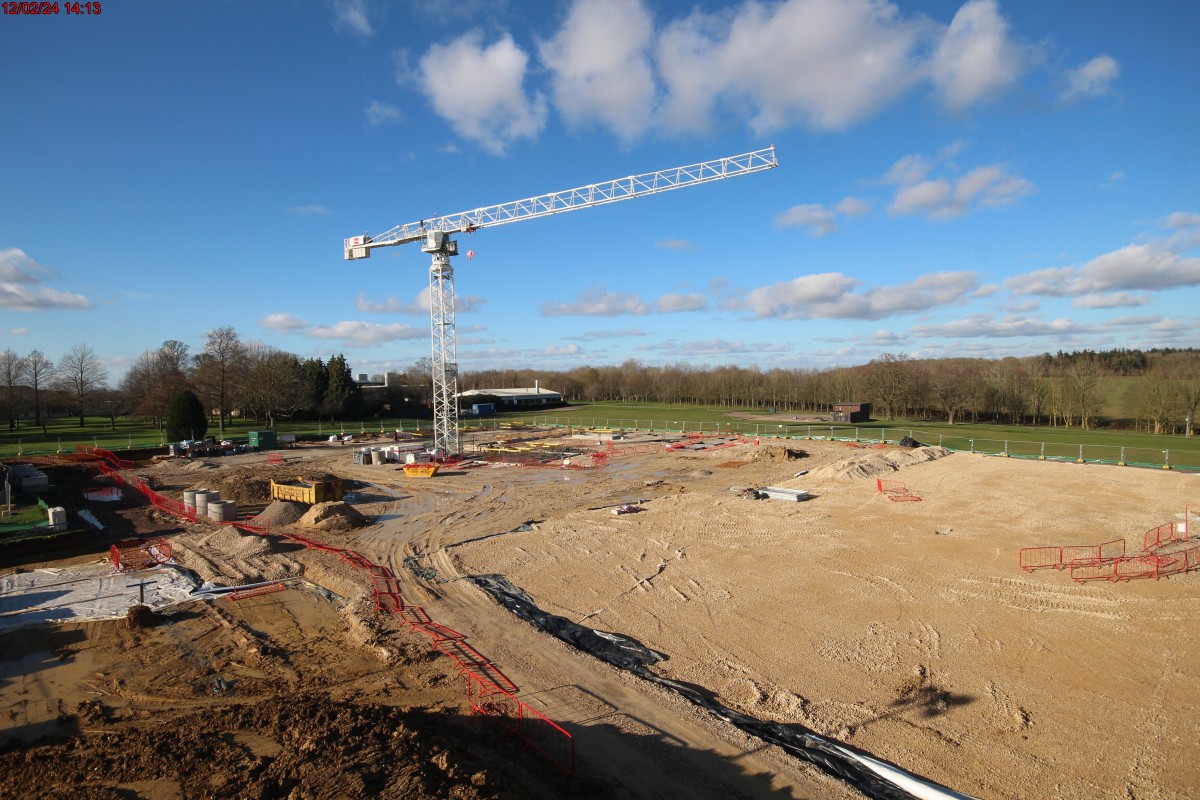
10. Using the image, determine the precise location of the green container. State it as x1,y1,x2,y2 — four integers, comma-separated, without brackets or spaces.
248,430,277,451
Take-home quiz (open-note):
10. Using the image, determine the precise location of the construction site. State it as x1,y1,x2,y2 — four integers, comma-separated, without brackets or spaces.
1,425,1198,799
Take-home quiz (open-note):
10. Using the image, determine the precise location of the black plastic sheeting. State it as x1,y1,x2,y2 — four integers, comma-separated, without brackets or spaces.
471,573,967,800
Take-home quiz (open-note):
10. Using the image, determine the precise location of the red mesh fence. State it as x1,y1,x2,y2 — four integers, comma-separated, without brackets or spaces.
1143,521,1185,552
876,477,922,502
1062,539,1126,566
110,537,172,572
1019,546,1062,571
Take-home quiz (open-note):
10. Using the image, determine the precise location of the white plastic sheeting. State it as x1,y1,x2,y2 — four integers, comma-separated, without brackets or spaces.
0,561,199,634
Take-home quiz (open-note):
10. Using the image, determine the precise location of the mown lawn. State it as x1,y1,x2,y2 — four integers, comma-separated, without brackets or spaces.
4,401,1198,469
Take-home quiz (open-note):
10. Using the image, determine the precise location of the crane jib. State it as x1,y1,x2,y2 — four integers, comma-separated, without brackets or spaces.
344,146,777,258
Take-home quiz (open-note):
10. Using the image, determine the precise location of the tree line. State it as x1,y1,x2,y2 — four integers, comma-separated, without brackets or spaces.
3,333,1198,436
1,327,372,437
460,348,1200,435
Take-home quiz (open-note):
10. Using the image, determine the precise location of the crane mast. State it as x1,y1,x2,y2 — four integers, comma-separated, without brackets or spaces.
345,146,778,455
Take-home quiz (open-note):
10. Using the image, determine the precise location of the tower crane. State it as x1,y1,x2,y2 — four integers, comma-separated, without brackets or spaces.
344,146,778,455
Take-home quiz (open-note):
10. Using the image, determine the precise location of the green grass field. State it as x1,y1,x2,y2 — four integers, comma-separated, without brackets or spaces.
3,400,1198,470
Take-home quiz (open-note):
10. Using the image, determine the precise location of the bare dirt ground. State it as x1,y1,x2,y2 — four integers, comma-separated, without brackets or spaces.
3,433,1198,799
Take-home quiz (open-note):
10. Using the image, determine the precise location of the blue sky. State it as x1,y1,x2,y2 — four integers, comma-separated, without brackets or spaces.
2,0,1198,383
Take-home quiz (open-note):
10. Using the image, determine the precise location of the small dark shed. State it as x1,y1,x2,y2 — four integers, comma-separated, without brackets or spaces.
831,402,872,423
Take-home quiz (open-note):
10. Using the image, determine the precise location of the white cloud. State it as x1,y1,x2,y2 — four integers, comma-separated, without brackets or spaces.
929,0,1025,111
835,196,871,217
259,312,310,332
1071,292,1150,309
777,196,871,236
776,204,838,236
538,0,657,142
364,100,402,126
331,0,373,37
286,204,330,216
657,0,928,133
889,163,1034,219
656,238,697,252
910,314,1089,339
1165,211,1200,230
737,270,979,320
882,154,933,186
417,32,547,155
1164,211,1200,249
306,321,427,346
565,328,647,341
891,179,952,216
356,288,484,314
542,287,648,316
655,292,707,313
534,344,584,357
1010,240,1200,297
0,248,92,311
1097,170,1125,190
9,327,27,335
1061,54,1119,101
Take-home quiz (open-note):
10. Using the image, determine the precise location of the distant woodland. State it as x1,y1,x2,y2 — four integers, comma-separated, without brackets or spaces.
3,331,1199,437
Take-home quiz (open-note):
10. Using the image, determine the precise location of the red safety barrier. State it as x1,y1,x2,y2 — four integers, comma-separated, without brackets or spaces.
76,444,136,470
1063,538,1126,565
1019,546,1063,571
606,441,670,458
876,477,922,502
1068,558,1115,582
462,670,575,776
515,697,577,776
1143,521,1185,552
257,518,576,773
1114,555,1164,582
110,537,172,572
228,582,286,601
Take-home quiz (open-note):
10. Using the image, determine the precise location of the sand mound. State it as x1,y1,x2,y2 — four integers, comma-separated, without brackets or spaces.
298,501,369,532
251,500,308,529
805,445,952,481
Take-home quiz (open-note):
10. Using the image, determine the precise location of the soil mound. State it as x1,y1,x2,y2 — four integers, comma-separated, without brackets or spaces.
194,465,340,505
298,501,369,532
126,604,156,629
805,445,952,481
748,446,807,463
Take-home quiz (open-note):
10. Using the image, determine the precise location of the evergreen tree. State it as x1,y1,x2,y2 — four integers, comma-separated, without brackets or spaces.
322,354,363,419
165,389,208,442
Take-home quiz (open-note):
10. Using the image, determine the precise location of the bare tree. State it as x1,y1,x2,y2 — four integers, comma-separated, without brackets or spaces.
1067,357,1102,430
1131,370,1176,434
193,326,247,436
866,353,913,421
929,361,980,425
240,346,307,429
26,349,54,427
55,343,108,427
120,341,192,431
0,349,28,432
1158,351,1200,437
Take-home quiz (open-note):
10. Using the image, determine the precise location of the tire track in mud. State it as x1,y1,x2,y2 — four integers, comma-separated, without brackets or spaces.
946,576,1131,619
